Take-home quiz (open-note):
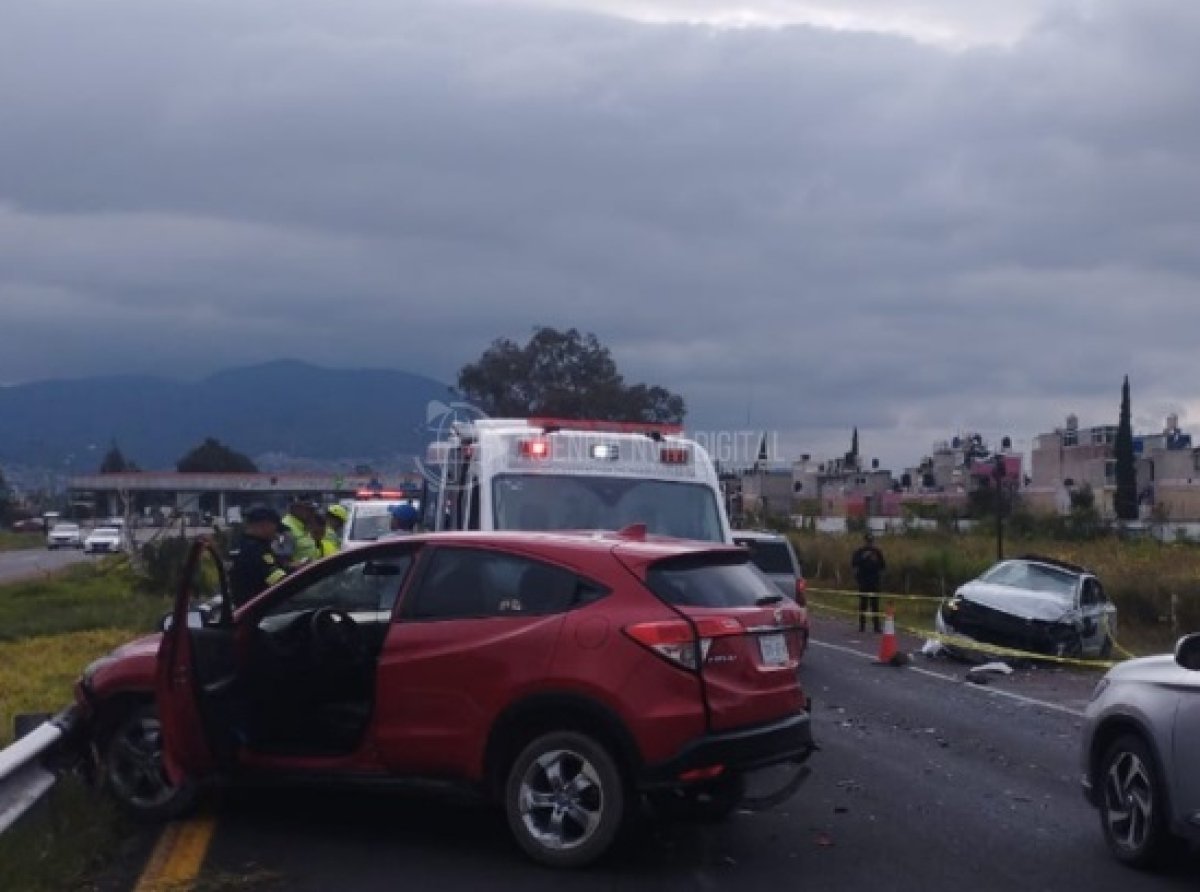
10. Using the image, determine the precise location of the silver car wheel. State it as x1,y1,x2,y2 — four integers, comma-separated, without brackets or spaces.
1103,750,1154,854
107,712,176,811
518,748,604,852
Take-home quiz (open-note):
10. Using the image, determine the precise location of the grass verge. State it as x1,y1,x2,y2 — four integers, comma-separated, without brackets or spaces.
0,775,131,892
0,531,44,552
0,560,169,890
0,559,169,643
0,627,143,747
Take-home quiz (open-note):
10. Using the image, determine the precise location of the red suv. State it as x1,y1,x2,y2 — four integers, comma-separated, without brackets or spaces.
73,530,814,867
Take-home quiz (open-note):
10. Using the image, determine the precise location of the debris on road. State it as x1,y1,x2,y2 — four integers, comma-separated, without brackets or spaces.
973,661,1014,676
921,638,947,658
966,661,1013,685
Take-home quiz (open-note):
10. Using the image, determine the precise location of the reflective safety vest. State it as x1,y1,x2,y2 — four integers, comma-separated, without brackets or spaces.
320,530,340,558
281,514,320,563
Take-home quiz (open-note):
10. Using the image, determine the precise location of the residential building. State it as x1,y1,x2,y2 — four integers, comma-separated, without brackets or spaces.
1026,413,1200,519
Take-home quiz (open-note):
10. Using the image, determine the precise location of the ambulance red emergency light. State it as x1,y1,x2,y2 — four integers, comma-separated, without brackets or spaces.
423,418,732,543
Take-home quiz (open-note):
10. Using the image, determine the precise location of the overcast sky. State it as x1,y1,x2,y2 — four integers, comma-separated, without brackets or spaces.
3,0,1199,469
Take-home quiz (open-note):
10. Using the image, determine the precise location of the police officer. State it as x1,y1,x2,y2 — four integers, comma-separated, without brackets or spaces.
230,506,289,608
323,504,348,555
383,503,420,537
851,531,887,633
311,513,340,558
280,497,321,564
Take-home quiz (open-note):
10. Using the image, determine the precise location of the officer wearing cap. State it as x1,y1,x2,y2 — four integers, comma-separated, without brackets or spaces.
230,506,290,608
385,503,420,537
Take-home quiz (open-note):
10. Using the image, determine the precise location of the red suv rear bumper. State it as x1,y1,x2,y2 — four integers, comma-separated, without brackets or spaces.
638,711,814,789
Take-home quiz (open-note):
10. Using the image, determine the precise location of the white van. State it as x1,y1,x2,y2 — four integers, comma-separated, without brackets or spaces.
424,418,732,543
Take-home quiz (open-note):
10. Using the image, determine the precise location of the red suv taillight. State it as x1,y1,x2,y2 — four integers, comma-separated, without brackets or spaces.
794,577,807,607
624,616,743,671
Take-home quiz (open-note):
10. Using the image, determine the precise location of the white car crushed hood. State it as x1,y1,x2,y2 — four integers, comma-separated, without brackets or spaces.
955,581,1075,624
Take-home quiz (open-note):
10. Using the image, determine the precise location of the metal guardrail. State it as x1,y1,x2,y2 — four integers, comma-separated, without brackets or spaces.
0,708,80,834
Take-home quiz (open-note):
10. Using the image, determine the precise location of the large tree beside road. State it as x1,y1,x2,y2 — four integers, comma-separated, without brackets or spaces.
1114,376,1138,521
99,441,139,473
176,437,258,473
457,327,686,423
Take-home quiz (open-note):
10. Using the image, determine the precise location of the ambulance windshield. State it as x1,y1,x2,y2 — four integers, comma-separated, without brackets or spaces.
492,475,724,542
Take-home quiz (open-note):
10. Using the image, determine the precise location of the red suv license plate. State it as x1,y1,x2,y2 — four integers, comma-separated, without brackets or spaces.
758,633,789,666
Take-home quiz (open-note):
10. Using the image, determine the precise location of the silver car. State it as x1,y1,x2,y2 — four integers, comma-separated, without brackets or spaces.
731,530,805,600
1081,632,1200,866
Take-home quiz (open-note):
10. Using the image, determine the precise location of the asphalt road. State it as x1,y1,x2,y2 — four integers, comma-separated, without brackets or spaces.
160,619,1196,892
0,544,91,584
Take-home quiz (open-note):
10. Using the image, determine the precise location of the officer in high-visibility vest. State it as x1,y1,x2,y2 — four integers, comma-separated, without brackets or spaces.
279,497,320,564
324,504,349,555
230,506,289,607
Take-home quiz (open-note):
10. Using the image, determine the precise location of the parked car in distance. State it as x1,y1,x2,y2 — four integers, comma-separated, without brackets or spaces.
1081,632,1200,867
341,498,413,548
74,530,815,868
12,518,45,533
732,530,809,661
936,555,1117,660
731,530,805,599
84,526,123,554
46,523,83,550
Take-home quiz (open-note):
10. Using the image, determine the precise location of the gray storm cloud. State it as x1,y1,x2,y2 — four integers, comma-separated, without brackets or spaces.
2,0,1198,468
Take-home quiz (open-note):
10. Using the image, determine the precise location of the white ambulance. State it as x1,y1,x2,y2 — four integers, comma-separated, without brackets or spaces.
423,418,732,543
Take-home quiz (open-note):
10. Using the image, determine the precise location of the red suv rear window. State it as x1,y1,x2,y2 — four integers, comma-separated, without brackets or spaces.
647,553,780,608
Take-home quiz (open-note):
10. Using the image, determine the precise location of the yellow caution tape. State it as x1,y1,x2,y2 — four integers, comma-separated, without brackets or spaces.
806,586,946,604
806,597,1126,670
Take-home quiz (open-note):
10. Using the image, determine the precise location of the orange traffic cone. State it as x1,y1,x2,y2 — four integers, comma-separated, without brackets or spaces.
877,605,898,664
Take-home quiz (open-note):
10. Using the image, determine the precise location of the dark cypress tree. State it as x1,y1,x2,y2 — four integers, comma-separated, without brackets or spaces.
1114,376,1138,521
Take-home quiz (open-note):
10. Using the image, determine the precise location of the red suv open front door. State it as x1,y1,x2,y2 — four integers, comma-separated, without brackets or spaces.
155,540,222,784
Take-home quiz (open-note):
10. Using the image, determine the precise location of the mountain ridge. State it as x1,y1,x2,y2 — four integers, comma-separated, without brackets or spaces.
0,360,456,470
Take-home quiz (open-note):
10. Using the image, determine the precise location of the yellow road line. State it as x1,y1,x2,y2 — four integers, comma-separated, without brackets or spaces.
133,813,217,892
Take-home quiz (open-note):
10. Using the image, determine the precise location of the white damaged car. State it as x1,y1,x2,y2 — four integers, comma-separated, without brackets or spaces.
936,556,1117,660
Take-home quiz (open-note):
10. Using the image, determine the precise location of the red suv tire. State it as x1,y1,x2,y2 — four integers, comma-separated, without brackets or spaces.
504,730,627,868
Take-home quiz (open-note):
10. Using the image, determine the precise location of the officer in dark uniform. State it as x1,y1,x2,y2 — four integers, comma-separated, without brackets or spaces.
230,506,289,608
851,531,887,633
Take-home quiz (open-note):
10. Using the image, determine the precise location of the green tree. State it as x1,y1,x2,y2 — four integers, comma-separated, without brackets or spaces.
1114,376,1138,521
176,437,258,473
457,327,686,423
99,440,138,473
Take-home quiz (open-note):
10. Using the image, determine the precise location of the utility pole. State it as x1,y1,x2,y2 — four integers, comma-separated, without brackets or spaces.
993,454,1006,562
